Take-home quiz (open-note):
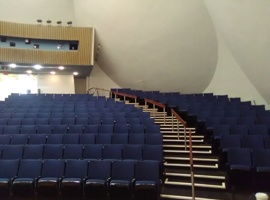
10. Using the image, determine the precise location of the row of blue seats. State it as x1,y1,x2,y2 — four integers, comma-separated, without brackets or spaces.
0,104,137,111
0,105,142,112
226,148,270,190
0,110,149,118
8,93,96,97
219,135,270,151
211,124,270,140
0,144,163,161
0,133,162,145
212,124,270,152
0,124,161,134
0,116,155,126
0,159,160,199
115,89,269,119
113,88,264,109
3,98,111,103
205,117,270,129
5,94,107,100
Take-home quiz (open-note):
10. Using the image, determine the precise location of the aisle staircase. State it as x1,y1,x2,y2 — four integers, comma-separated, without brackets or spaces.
142,106,227,200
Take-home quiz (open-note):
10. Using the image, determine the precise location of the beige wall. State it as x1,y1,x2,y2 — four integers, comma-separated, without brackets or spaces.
74,78,86,94
88,63,120,92
37,74,75,94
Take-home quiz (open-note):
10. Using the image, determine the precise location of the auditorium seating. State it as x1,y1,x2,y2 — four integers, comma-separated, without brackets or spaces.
0,93,162,198
112,88,270,191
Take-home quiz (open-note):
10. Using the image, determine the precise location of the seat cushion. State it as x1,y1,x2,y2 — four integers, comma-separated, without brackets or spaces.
12,178,35,197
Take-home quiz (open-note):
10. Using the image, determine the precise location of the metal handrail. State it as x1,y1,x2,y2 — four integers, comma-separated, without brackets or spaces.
189,129,195,200
171,108,195,199
87,87,112,98
171,109,187,150
112,91,138,104
144,98,166,123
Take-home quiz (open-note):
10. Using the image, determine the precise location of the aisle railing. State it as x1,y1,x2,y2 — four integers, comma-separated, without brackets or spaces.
144,98,166,123
112,92,138,104
87,87,112,98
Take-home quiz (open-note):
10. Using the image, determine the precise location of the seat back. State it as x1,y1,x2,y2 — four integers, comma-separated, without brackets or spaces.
111,161,135,180
2,145,24,159
23,145,44,159
135,161,160,182
63,144,83,160
123,145,143,160
88,160,111,180
102,144,122,160
64,160,88,178
83,144,103,160
41,159,65,178
43,144,63,159
17,160,42,178
0,159,19,178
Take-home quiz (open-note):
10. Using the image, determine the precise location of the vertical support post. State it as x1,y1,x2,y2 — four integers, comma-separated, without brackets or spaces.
153,104,156,118
171,112,174,131
163,107,166,124
177,120,179,140
189,130,195,200
184,125,187,151
124,95,126,102
145,100,147,110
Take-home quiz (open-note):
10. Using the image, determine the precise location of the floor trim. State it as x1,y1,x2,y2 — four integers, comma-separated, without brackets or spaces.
160,194,221,200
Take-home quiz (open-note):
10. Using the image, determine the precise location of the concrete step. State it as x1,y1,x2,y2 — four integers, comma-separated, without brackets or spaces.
164,178,226,190
163,149,212,155
160,194,221,200
165,172,225,180
162,135,204,139
163,145,211,149
164,157,218,163
164,162,218,169
163,139,204,143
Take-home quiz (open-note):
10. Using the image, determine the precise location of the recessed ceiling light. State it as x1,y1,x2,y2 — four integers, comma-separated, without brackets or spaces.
26,70,32,74
59,66,64,70
50,71,56,75
33,65,43,70
73,72,78,76
9,63,16,68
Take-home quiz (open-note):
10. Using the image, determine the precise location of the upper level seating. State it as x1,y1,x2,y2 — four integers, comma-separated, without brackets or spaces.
112,88,270,190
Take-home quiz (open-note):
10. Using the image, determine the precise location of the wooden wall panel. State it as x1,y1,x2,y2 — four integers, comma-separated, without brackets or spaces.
0,21,93,65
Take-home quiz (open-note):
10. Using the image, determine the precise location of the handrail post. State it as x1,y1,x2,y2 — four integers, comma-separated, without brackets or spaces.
153,104,156,118
145,100,147,110
171,112,174,131
163,108,165,124
189,129,195,200
177,120,179,140
184,124,187,151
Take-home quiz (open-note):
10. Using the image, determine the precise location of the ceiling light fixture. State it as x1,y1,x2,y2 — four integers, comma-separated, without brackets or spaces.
26,70,32,74
9,63,17,68
67,21,72,26
57,44,63,49
73,72,78,76
33,64,43,70
57,21,62,25
50,71,56,75
37,19,42,24
58,66,64,70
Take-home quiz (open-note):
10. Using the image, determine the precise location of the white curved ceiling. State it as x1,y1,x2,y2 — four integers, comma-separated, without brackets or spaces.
74,0,218,93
